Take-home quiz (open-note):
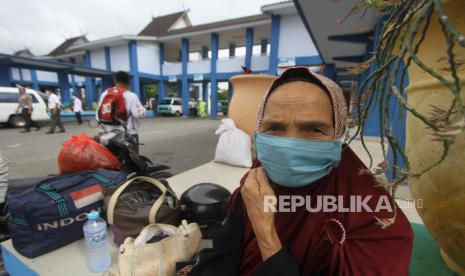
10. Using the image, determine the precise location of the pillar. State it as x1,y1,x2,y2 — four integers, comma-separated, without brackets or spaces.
128,40,141,99
30,70,39,91
269,15,281,75
210,33,219,118
83,51,95,109
245,28,254,69
158,43,166,100
68,58,78,96
181,38,190,117
58,71,71,104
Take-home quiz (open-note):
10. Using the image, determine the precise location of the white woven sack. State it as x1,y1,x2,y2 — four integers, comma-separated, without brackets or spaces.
214,118,252,168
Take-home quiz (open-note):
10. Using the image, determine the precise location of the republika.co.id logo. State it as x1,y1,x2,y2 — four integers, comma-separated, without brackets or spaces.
263,195,423,213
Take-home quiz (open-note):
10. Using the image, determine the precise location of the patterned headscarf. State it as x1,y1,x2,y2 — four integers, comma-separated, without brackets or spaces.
256,67,347,140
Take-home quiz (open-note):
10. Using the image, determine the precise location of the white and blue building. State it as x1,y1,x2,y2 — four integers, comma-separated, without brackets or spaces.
0,1,326,117
0,0,410,193
0,0,396,152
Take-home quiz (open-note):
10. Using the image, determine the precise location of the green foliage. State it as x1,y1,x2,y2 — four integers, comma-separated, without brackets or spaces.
145,84,158,99
166,83,180,98
218,89,229,101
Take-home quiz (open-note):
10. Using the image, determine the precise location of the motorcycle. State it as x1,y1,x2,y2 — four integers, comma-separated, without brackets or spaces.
91,119,172,180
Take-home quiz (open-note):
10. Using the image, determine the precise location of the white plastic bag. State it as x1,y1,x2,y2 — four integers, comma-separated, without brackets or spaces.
214,119,252,168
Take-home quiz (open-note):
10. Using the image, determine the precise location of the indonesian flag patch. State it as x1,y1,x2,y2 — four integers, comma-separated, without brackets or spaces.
70,184,104,209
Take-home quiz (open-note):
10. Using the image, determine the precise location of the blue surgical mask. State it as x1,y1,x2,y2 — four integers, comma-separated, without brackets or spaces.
254,131,342,187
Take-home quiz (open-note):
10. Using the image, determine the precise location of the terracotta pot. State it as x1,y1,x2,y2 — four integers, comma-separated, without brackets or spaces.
405,0,465,274
228,74,276,139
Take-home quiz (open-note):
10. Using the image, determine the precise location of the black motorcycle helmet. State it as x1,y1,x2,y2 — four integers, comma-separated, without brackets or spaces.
180,183,231,239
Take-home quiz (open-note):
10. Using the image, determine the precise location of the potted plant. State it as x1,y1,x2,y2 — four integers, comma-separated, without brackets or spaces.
347,0,464,273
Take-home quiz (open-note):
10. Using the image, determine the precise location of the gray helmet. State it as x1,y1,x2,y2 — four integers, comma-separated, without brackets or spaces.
180,183,231,238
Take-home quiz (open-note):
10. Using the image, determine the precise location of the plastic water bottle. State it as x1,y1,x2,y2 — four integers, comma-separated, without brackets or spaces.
83,211,111,272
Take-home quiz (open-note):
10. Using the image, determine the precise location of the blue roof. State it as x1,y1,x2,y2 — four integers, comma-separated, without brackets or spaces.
0,53,113,77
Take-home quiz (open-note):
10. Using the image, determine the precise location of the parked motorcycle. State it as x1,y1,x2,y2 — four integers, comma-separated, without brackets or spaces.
91,119,172,180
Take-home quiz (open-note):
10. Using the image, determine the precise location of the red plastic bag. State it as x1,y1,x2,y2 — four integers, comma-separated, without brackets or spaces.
58,132,120,174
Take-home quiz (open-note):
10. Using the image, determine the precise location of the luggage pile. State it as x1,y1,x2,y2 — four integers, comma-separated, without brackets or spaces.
4,112,247,274
4,135,205,276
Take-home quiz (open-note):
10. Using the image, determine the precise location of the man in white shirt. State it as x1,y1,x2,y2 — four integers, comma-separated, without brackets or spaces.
96,71,146,146
46,89,65,134
72,94,83,124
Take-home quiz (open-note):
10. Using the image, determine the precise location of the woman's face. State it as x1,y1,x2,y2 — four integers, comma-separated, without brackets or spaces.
261,81,334,141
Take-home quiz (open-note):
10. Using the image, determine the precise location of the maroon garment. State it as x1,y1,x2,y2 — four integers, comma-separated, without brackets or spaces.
229,146,413,276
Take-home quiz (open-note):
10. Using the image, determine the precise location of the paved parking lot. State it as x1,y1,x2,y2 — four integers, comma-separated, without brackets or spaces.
0,117,221,179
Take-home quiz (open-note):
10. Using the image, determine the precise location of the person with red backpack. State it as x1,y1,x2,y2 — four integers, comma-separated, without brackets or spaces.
96,71,146,149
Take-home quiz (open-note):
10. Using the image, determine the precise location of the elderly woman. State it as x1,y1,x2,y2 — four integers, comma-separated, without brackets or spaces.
188,67,413,276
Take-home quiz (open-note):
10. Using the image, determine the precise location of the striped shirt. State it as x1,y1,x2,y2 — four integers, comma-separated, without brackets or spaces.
18,93,32,110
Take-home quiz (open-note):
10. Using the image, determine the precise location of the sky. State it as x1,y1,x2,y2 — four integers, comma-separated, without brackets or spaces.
0,0,276,56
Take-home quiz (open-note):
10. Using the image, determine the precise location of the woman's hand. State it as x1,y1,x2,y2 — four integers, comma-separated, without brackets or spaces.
241,167,282,261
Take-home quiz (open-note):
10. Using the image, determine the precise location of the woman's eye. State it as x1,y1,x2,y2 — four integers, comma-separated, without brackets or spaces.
264,125,283,132
306,128,323,134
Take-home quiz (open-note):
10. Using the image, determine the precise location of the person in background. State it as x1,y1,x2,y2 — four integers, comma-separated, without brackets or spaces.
46,89,66,134
189,98,197,118
96,71,146,150
15,85,41,133
198,100,207,118
72,95,83,125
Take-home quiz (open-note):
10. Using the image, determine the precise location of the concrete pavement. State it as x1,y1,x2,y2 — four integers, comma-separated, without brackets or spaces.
0,117,221,179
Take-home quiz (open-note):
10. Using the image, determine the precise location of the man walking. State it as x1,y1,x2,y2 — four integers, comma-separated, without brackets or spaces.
46,89,66,134
15,85,41,133
72,94,83,124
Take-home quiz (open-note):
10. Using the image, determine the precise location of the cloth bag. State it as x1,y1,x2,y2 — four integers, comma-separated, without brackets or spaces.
214,118,252,168
109,220,201,276
104,176,180,245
